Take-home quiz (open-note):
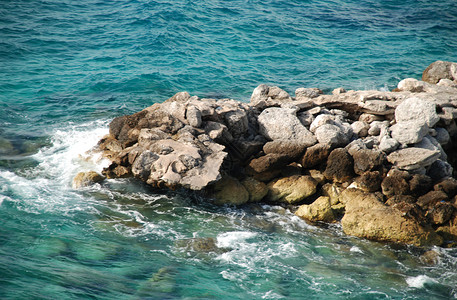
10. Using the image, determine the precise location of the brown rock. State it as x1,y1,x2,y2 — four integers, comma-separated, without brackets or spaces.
341,189,443,247
322,183,345,205
267,175,317,204
73,171,105,188
409,174,432,197
422,60,456,84
295,196,336,223
428,202,455,225
248,153,289,174
263,140,307,160
300,143,331,169
385,195,416,206
352,149,385,175
354,171,383,193
324,148,354,183
434,178,457,198
381,168,411,197
419,250,440,265
417,191,448,210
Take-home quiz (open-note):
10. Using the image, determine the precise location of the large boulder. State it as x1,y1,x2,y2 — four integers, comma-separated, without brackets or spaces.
267,175,317,204
241,177,268,202
351,149,385,175
341,189,443,247
257,107,317,146
395,97,439,128
324,148,354,183
300,143,331,168
387,147,440,171
422,60,457,84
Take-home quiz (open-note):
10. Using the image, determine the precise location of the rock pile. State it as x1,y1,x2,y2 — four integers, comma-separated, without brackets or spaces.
88,60,457,247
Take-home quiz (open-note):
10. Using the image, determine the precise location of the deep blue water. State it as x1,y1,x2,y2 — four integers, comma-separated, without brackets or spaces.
2,0,457,298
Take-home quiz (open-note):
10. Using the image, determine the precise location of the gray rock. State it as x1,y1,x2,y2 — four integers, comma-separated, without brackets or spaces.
415,136,447,161
224,109,249,138
346,139,368,156
250,84,269,105
186,106,202,128
395,97,439,127
435,127,450,146
309,114,337,133
351,121,369,137
387,147,441,171
332,87,346,95
359,113,384,124
315,124,349,148
437,78,457,88
268,86,292,101
258,107,317,146
390,121,429,145
428,160,453,181
295,87,323,100
379,136,399,153
397,78,430,93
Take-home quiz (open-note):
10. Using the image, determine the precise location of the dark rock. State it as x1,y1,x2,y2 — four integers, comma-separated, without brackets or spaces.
434,178,457,197
385,195,417,206
263,140,307,161
409,174,433,197
248,153,289,174
324,148,354,183
428,202,455,225
300,143,331,169
354,171,383,193
416,191,448,210
352,149,385,175
381,168,411,197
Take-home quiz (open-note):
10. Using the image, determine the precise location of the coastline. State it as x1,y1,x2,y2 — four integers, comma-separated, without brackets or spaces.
80,60,457,248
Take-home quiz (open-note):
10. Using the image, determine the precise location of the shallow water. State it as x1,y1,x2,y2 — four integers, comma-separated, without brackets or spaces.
1,0,457,298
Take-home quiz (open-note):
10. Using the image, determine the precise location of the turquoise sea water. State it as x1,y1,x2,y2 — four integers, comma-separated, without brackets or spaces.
2,0,457,298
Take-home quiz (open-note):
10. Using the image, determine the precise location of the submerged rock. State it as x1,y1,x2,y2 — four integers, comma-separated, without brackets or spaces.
72,171,105,188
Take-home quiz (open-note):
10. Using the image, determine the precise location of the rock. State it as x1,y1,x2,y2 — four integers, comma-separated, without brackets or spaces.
332,87,346,95
267,175,317,204
175,237,230,254
422,60,456,84
307,169,326,184
300,143,331,168
354,171,383,193
186,105,202,128
419,250,440,265
210,176,249,205
72,171,105,188
322,183,345,205
315,124,349,148
250,84,269,105
428,160,453,181
397,78,429,93
248,153,289,174
324,148,354,183
416,191,448,210
309,114,337,133
295,196,336,223
395,97,439,127
409,174,433,196
359,113,384,124
379,136,399,153
341,189,443,247
385,195,416,206
257,107,317,146
295,87,323,100
346,139,368,156
241,177,268,202
387,147,441,171
224,109,249,139
437,78,457,87
381,168,411,197
268,86,292,101
351,149,385,175
263,140,307,160
434,178,457,197
428,203,454,225
351,121,369,137
435,127,450,146
390,121,429,145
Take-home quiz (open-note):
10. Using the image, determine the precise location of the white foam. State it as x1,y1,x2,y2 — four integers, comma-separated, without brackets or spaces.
406,275,438,288
350,246,364,254
216,231,258,249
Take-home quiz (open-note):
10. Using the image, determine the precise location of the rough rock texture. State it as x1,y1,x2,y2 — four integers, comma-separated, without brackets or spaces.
267,175,317,204
341,189,443,247
90,60,457,247
295,196,336,223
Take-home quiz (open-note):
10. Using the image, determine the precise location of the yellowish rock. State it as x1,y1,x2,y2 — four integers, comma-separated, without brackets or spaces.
241,177,268,202
72,171,105,189
295,196,336,223
210,176,249,205
267,175,317,204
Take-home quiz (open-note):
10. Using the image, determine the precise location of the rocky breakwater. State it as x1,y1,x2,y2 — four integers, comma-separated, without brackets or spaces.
82,60,457,247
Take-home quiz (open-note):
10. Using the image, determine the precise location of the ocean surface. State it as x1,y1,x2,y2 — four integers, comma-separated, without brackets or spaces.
1,0,457,298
